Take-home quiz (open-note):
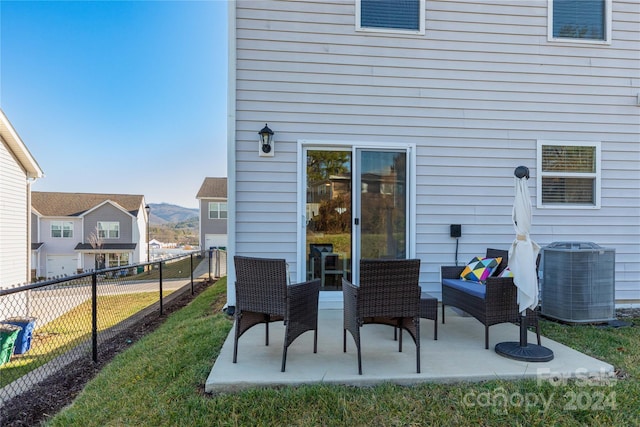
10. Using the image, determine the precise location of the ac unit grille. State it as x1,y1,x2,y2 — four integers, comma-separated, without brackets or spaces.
540,242,615,324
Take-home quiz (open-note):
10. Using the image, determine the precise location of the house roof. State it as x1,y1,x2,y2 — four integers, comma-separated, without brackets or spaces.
75,243,137,251
196,177,227,199
0,109,44,179
31,192,145,217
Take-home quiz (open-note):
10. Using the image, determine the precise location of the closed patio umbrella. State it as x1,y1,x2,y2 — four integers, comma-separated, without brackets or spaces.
510,167,540,313
495,166,553,362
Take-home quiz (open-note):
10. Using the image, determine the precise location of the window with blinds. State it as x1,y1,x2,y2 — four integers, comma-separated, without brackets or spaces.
51,221,73,238
538,141,600,207
98,221,120,239
208,202,228,219
551,0,608,41
357,0,424,33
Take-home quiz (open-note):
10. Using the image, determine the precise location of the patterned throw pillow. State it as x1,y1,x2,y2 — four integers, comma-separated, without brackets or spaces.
497,267,514,278
460,257,503,283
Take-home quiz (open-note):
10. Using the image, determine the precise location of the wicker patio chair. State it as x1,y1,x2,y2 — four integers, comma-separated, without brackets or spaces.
233,256,321,372
343,258,421,375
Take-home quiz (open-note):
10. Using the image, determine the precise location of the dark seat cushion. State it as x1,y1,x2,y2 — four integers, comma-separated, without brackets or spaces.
442,278,486,299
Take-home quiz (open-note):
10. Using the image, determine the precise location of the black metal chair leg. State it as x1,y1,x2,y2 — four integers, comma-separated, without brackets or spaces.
485,326,489,349
313,328,318,353
281,346,287,372
265,315,270,346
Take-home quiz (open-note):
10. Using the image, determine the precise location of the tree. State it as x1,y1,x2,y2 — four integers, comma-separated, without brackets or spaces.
88,226,105,270
307,151,350,183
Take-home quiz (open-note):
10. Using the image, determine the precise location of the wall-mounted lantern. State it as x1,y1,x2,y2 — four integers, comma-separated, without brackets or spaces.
258,123,274,157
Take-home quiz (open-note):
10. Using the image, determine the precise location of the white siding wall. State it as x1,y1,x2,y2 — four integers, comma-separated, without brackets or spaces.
39,218,82,254
233,1,640,302
135,205,146,264
0,139,29,287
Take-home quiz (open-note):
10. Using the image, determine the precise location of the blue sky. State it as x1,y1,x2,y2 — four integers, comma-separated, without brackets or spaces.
1,0,227,209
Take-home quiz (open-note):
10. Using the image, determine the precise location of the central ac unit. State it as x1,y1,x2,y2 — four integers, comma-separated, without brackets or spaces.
540,242,615,324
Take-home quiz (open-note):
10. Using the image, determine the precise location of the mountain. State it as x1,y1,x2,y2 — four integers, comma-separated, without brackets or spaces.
148,203,198,225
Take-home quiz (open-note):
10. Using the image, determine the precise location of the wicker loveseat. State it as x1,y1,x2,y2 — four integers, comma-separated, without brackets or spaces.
441,248,520,349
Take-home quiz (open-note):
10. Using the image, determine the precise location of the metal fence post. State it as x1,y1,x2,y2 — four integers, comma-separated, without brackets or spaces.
92,272,98,363
208,249,212,281
190,253,194,295
159,261,163,316
216,249,221,278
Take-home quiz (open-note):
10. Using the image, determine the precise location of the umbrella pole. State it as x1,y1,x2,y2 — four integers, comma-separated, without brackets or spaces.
520,313,527,346
495,315,554,362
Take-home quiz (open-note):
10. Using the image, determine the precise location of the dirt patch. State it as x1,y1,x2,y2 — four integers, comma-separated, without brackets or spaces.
0,280,213,427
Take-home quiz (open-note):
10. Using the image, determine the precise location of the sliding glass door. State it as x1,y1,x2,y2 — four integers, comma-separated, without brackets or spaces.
305,150,352,291
304,146,411,290
355,149,408,260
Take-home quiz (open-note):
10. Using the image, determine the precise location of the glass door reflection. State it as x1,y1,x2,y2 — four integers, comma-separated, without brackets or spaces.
305,150,352,290
357,150,407,260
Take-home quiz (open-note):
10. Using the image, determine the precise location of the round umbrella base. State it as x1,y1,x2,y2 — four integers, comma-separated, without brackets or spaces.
495,341,554,362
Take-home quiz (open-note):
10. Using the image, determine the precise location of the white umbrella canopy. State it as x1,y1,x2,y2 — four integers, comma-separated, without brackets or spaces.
508,170,541,313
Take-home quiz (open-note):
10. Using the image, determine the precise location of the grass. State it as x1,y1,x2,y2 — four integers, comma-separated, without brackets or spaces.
307,233,401,259
131,256,205,281
1,291,172,388
47,279,639,426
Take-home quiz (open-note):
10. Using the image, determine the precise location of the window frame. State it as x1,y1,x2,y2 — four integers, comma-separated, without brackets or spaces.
106,252,129,267
547,0,612,45
97,221,120,239
356,0,425,35
208,202,228,220
536,140,601,209
51,221,74,238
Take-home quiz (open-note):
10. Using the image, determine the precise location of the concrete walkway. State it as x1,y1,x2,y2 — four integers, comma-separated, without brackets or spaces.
206,308,613,393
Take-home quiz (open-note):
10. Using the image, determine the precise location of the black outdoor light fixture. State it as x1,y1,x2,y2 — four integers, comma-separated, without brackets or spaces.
258,123,274,157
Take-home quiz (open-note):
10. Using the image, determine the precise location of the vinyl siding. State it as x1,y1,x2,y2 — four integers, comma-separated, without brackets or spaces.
200,200,228,234
39,218,82,254
83,204,134,242
134,203,146,264
0,139,29,287
199,199,228,247
233,0,640,302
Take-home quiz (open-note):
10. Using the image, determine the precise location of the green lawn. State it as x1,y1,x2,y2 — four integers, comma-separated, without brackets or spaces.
132,255,205,280
1,291,172,388
47,278,639,426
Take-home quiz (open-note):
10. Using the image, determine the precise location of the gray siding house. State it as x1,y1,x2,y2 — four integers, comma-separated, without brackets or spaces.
226,1,639,308
31,192,148,278
0,109,44,287
196,177,228,250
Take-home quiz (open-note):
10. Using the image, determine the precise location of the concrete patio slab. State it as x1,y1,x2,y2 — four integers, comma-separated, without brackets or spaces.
205,307,613,393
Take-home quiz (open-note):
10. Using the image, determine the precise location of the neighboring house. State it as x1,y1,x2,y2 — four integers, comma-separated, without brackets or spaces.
0,109,44,287
226,1,640,308
31,192,148,279
196,177,228,250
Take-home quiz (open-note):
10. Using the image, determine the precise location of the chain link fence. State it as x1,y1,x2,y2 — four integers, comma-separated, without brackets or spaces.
0,249,226,405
